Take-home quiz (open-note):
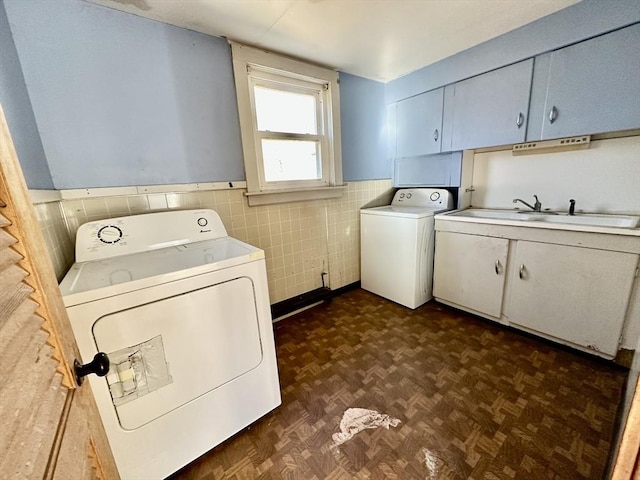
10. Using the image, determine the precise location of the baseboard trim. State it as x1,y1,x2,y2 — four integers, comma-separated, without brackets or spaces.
271,282,360,320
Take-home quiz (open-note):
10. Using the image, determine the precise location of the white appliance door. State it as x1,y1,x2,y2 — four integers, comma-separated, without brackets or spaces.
93,276,262,430
361,213,433,308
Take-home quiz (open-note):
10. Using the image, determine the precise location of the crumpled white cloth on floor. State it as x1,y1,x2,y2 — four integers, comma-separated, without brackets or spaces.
331,407,401,448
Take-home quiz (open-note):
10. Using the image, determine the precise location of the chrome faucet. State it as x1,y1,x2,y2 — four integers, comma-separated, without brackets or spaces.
513,194,542,212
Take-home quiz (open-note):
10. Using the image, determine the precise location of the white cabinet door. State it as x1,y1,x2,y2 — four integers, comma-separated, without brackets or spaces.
433,231,509,318
506,241,638,357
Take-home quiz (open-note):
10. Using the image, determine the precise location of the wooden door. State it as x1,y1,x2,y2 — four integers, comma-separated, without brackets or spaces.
0,104,118,479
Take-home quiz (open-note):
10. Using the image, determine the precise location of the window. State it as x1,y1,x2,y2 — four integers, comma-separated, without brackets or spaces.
231,42,344,205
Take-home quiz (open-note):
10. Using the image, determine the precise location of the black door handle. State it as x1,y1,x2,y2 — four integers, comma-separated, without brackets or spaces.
74,352,110,385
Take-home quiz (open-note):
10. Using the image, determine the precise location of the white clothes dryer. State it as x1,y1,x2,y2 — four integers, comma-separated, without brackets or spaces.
59,209,281,479
360,188,454,309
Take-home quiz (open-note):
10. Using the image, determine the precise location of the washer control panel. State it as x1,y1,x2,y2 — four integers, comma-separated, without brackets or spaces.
97,225,123,244
75,209,228,262
391,188,454,209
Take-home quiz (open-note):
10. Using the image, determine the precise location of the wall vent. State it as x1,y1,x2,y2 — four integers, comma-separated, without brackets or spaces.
512,135,591,155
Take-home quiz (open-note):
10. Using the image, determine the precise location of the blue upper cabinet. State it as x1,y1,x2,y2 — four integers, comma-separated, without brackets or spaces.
393,87,462,187
394,151,462,187
528,24,640,141
443,59,533,151
396,88,444,156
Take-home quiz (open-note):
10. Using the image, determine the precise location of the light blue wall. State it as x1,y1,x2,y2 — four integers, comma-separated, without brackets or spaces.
339,73,390,181
386,0,640,104
4,0,244,189
5,0,639,189
0,0,53,189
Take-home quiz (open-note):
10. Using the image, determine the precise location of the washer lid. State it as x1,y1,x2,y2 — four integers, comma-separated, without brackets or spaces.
360,205,446,219
60,236,263,307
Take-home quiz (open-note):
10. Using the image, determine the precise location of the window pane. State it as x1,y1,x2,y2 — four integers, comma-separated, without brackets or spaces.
254,86,317,134
262,139,321,182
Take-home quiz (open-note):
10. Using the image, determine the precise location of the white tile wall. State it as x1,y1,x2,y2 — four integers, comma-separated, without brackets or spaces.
38,180,393,304
33,202,75,281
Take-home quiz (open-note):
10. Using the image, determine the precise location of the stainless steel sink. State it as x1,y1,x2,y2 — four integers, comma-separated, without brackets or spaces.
447,209,640,229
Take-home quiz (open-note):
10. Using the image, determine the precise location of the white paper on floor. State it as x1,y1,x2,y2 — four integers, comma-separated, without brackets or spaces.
331,408,401,450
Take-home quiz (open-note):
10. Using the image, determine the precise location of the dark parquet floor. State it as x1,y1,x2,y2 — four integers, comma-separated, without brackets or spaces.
171,289,627,480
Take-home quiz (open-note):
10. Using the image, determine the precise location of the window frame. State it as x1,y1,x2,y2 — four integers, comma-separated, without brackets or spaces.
230,42,344,206
249,71,327,188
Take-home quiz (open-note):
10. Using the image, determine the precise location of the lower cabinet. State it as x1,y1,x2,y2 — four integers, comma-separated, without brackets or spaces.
506,241,637,357
433,231,508,318
433,231,639,357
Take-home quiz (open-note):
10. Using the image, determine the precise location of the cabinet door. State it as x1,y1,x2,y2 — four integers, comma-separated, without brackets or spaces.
530,24,640,140
449,59,532,150
506,241,638,357
433,231,509,318
394,151,462,187
396,88,444,157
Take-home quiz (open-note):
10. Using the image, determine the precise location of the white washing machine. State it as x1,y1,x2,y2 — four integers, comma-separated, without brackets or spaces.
59,209,281,479
360,188,454,309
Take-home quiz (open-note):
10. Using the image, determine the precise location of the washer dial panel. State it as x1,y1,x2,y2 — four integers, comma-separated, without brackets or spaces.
97,225,123,244
75,209,229,262
390,188,453,208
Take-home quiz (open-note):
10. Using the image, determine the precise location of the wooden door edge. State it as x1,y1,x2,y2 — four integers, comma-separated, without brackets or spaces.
88,436,108,480
611,377,640,479
43,389,75,480
0,104,75,387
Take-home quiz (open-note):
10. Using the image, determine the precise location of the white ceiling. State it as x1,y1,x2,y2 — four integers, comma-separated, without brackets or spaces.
87,0,580,82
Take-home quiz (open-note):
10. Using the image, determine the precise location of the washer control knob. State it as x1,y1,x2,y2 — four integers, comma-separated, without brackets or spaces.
430,192,441,201
197,217,208,227
406,193,412,199
399,193,405,198
97,225,123,244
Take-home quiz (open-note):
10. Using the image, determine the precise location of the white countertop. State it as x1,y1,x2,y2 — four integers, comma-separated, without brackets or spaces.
436,209,640,237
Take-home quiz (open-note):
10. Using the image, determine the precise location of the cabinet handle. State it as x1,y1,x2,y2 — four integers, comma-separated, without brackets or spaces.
548,106,558,124
516,112,524,128
433,129,439,142
495,260,501,275
519,264,526,280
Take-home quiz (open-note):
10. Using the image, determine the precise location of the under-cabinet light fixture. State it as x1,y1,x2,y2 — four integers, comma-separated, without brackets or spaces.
512,135,591,155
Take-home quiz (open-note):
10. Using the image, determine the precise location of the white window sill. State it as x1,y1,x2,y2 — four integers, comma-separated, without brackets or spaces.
244,185,347,206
